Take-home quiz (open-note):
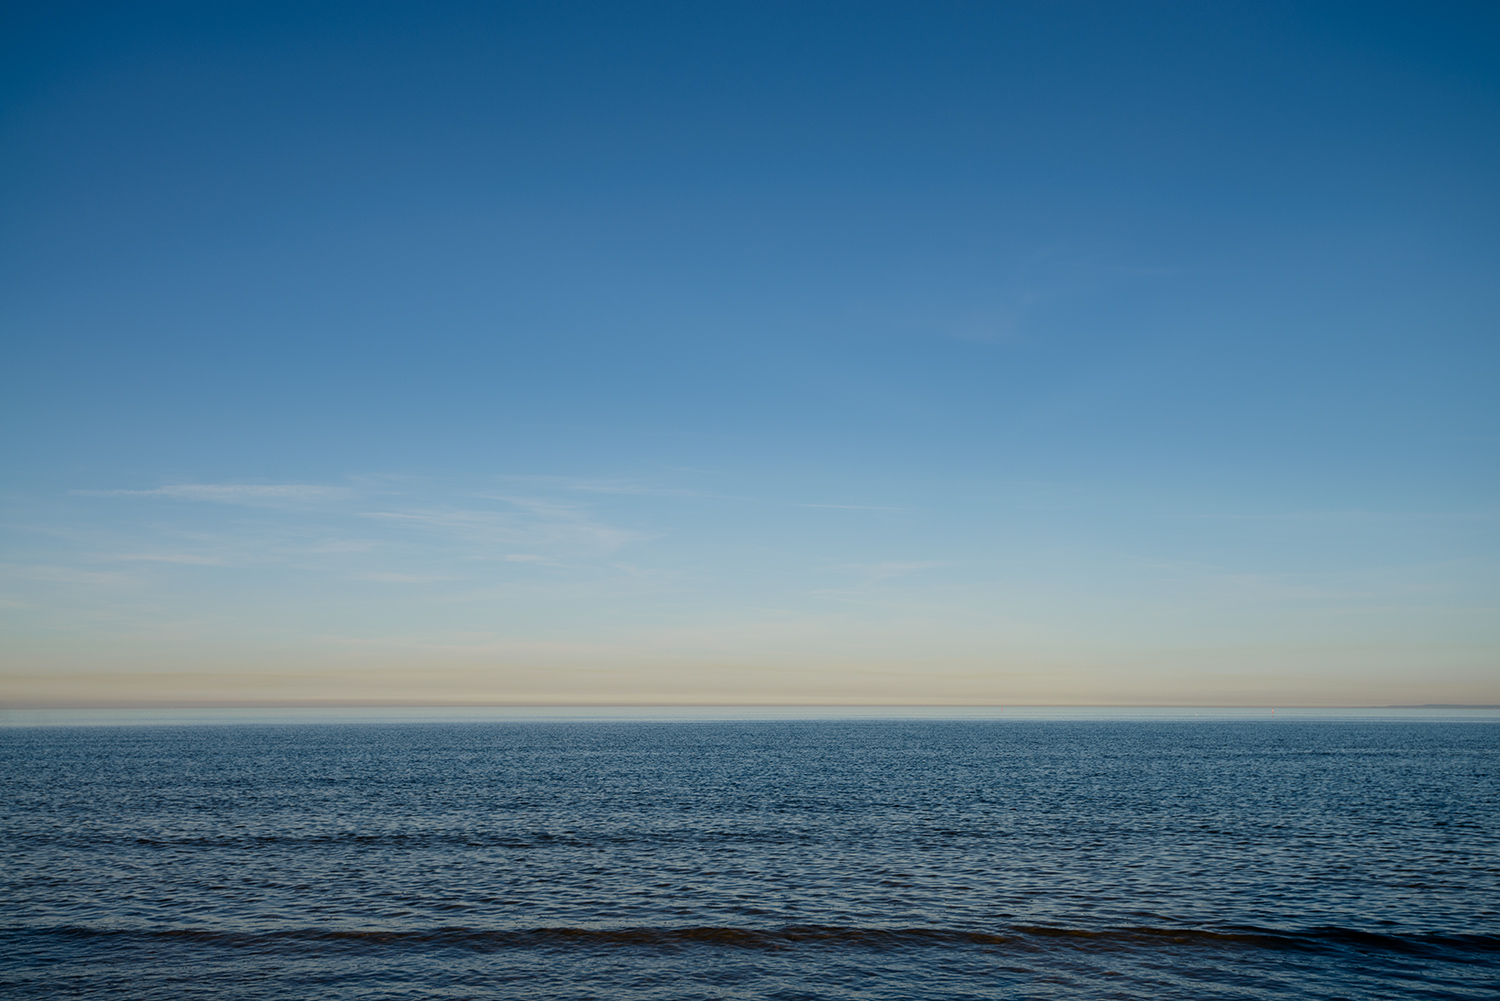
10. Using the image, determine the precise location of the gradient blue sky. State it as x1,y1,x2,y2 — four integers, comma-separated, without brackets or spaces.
2,1,1497,705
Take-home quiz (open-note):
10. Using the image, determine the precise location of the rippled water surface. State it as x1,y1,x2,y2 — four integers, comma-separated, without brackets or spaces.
3,717,1497,999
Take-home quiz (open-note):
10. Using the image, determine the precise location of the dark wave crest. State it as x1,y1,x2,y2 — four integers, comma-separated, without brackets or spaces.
21,923,1500,957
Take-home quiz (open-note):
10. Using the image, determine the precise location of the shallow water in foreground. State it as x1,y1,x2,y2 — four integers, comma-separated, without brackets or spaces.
2,718,1496,999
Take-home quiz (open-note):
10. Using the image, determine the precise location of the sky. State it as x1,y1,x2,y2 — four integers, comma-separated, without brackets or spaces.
1,0,1497,707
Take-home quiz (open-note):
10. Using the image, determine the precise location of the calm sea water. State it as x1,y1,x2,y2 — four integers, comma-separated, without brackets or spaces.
2,717,1497,999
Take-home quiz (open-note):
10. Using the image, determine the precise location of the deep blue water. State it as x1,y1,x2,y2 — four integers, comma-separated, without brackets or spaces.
2,718,1497,999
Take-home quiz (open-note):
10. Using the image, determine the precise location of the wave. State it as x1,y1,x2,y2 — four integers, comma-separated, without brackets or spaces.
13,923,1499,957
6,830,828,851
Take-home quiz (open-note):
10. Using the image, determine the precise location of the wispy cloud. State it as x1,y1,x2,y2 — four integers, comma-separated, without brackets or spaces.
1191,508,1500,524
801,503,906,512
1136,555,1499,608
76,484,349,505
561,481,706,497
830,560,951,582
360,499,641,556
107,553,225,566
492,474,720,498
46,479,648,590
0,563,137,587
307,539,381,555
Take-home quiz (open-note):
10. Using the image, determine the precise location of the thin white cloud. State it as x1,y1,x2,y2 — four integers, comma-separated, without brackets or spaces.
828,560,952,582
360,503,640,555
801,503,906,512
555,480,705,497
1134,555,1499,607
0,563,137,587
491,474,715,498
1192,508,1500,524
76,484,349,505
108,553,225,566
867,561,950,581
308,539,380,554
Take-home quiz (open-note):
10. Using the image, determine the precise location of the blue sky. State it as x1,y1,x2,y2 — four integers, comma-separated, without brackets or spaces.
2,1,1497,705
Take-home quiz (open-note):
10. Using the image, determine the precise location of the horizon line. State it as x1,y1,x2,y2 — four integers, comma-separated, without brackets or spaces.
4,700,1497,710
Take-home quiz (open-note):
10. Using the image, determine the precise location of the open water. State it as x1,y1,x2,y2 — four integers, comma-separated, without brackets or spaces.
2,715,1497,999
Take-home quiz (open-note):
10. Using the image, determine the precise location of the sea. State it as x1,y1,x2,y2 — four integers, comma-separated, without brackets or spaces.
2,708,1497,1000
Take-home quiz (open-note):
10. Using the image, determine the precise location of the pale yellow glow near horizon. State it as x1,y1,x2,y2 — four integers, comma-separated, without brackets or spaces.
7,580,1496,706
7,466,1496,713
4,645,1494,708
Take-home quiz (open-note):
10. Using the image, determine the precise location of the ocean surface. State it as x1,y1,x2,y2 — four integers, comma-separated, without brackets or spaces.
2,713,1497,999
